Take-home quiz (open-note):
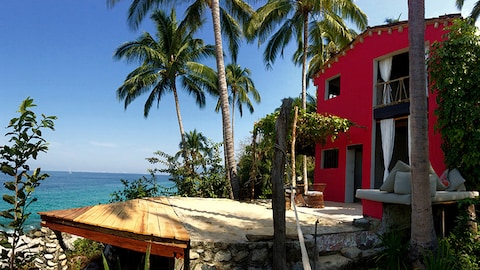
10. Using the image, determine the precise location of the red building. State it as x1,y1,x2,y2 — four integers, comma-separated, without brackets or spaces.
313,14,460,217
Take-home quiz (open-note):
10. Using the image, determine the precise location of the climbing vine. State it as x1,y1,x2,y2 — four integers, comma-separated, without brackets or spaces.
428,18,480,189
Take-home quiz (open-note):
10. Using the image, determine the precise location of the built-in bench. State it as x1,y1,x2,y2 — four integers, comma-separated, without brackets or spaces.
356,189,479,206
355,161,479,235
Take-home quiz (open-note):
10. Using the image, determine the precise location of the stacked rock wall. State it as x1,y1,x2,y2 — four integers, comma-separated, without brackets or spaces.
184,229,379,270
0,228,69,269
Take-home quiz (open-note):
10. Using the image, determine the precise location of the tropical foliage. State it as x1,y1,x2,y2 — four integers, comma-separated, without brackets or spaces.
0,98,56,270
456,0,480,22
215,63,261,144
246,0,367,108
427,18,480,191
148,131,230,198
108,0,256,200
295,111,354,156
238,102,353,199
113,9,216,158
110,174,160,202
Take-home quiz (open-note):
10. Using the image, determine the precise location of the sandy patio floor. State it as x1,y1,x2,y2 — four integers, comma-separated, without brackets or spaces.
167,197,363,243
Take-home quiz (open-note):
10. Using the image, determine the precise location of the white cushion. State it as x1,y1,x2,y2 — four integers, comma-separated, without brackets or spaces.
380,160,410,192
393,171,436,197
446,169,466,191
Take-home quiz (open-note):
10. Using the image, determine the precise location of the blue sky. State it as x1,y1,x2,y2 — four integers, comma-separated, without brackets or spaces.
0,1,472,173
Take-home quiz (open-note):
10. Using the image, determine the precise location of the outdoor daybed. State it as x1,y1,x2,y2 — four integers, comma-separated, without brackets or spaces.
356,161,479,235
356,161,479,208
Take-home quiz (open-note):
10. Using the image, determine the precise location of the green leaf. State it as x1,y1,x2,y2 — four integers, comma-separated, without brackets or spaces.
4,181,16,191
2,195,15,205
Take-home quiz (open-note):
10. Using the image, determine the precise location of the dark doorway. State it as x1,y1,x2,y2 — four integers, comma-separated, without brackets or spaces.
346,145,363,203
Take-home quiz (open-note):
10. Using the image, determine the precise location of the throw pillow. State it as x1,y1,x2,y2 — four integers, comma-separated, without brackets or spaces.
394,171,411,194
380,160,410,192
439,170,450,189
429,163,445,191
394,171,437,197
446,169,466,191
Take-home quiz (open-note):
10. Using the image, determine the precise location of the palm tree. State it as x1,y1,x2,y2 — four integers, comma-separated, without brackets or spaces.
456,0,480,22
215,63,261,146
247,0,367,110
108,0,254,199
113,9,216,158
408,0,436,266
177,129,212,171
247,0,367,189
303,22,358,81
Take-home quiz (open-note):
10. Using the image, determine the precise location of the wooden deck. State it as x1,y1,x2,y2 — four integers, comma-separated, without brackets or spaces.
39,197,190,258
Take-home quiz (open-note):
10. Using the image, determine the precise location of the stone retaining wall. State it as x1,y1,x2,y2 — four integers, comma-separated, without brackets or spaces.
0,228,74,270
185,229,380,270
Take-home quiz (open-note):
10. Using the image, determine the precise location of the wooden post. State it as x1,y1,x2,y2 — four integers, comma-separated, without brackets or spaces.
291,106,298,188
466,203,478,233
250,126,258,201
272,99,292,270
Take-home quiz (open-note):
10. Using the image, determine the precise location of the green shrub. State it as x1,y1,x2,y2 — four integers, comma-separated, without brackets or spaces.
66,238,104,270
372,229,410,270
110,174,160,202
0,97,56,270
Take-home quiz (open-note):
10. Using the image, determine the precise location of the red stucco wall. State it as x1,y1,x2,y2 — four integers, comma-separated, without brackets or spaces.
313,18,452,206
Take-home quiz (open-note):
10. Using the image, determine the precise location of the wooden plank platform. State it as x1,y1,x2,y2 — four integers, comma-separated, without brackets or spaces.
39,197,190,258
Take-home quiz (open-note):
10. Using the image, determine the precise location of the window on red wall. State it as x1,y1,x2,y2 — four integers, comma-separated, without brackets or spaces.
325,76,340,100
322,149,339,168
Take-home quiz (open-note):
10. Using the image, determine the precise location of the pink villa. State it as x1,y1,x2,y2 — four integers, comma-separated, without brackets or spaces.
312,14,460,218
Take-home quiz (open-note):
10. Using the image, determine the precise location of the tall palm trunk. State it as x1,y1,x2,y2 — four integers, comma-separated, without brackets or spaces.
211,0,239,199
301,12,309,192
231,89,236,146
172,85,187,153
408,0,436,265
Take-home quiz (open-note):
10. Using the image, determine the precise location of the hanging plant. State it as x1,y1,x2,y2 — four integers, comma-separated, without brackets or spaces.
254,109,354,156
295,110,354,156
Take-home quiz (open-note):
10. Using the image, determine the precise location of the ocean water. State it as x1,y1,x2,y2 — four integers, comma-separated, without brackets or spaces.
0,171,173,231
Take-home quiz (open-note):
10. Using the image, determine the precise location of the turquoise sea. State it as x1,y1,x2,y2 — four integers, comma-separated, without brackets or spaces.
0,171,173,231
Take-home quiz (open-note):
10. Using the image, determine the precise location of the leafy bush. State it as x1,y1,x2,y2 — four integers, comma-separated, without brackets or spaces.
110,174,161,202
66,238,104,270
372,229,410,270
0,97,56,269
148,134,230,198
422,239,456,270
427,18,480,190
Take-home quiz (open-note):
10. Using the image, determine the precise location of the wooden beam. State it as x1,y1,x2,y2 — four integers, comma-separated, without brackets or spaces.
41,220,188,258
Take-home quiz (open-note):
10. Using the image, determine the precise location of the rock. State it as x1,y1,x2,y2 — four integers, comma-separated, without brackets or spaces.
251,248,268,262
46,242,57,248
340,247,362,259
352,218,371,229
233,250,248,262
214,250,231,262
361,248,381,259
193,263,216,270
190,251,200,260
315,254,352,270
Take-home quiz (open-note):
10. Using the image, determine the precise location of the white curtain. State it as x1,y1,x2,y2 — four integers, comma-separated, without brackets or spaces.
379,57,395,181
381,119,395,181
379,57,393,104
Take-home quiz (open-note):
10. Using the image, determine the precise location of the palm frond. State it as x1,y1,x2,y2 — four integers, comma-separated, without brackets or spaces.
220,8,242,62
